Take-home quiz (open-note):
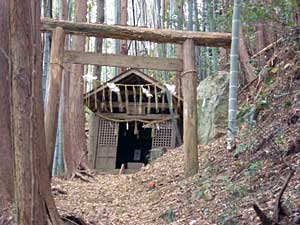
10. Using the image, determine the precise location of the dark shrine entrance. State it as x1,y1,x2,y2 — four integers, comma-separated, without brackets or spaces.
116,122,152,169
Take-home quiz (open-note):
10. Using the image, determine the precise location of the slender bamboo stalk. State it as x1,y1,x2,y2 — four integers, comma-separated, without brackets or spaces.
227,0,241,151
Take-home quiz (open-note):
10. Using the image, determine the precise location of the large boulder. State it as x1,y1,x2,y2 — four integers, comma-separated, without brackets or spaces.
197,72,229,144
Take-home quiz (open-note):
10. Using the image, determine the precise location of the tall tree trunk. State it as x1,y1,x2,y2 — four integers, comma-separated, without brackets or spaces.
208,1,219,75
52,0,68,177
120,0,128,73
62,0,73,177
0,1,14,221
95,0,105,80
193,0,202,79
88,0,105,169
227,0,241,151
10,0,63,224
292,0,300,25
163,0,182,146
174,0,184,97
263,0,276,45
187,0,193,31
114,0,121,75
45,27,65,174
57,0,68,176
199,0,208,79
11,0,40,223
204,0,212,76
69,0,88,173
239,25,256,83
42,0,52,104
255,21,266,67
219,0,230,70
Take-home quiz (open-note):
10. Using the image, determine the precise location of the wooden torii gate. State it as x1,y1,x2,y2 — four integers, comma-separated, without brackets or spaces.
42,18,231,177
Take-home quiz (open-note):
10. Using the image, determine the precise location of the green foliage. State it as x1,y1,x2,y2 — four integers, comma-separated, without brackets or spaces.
192,185,214,201
88,0,95,13
204,157,214,174
284,27,300,50
12,202,17,223
215,2,233,32
219,203,239,225
193,190,205,199
233,143,250,157
270,67,279,74
219,214,239,225
115,207,125,216
226,183,252,197
222,176,252,198
275,135,284,144
284,100,293,108
265,75,275,86
215,0,288,43
257,96,269,109
243,160,263,176
237,105,257,127
159,209,175,223
237,106,252,121
282,198,293,215
241,0,295,27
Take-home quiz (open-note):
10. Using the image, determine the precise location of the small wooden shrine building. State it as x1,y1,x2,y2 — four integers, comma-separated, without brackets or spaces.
85,69,183,171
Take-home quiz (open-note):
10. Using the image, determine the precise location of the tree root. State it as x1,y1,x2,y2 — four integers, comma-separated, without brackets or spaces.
70,171,91,183
62,215,88,225
0,208,14,225
78,169,96,178
253,203,274,225
51,187,68,195
273,170,294,223
253,169,295,225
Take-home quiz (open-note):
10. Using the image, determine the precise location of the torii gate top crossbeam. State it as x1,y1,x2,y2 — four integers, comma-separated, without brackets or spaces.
41,18,231,48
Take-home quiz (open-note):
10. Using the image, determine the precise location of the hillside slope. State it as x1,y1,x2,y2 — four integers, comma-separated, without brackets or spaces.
53,138,299,225
53,33,300,225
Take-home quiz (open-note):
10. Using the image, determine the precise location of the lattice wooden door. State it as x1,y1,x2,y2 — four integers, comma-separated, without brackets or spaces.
152,121,175,148
95,119,119,169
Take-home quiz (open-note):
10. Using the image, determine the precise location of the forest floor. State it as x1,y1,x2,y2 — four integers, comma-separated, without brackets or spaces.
53,34,300,225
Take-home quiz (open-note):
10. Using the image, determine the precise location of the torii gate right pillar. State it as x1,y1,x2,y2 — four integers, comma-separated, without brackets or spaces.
182,39,199,177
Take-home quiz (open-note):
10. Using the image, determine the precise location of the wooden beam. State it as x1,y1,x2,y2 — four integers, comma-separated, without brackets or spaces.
182,39,199,177
64,51,183,71
44,27,65,173
90,102,180,113
98,113,178,121
41,18,231,48
104,102,180,108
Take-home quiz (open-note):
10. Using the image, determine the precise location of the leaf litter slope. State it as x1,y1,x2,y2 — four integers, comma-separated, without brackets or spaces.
53,38,300,225
52,138,300,225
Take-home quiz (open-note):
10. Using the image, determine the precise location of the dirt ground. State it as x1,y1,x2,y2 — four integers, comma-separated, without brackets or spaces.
53,39,300,225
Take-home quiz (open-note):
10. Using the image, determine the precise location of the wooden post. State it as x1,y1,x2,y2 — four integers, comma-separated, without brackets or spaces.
88,113,100,169
175,44,183,97
182,39,199,177
45,27,65,173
